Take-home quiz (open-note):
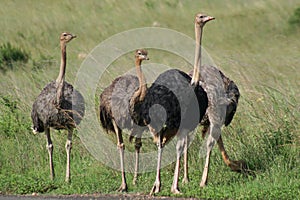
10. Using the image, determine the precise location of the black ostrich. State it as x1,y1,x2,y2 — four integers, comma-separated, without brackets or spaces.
99,49,149,192
132,14,214,195
31,32,85,183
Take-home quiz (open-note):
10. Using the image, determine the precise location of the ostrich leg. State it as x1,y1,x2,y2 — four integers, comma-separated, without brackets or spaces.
65,129,73,182
182,135,189,184
171,131,186,194
150,126,162,195
200,125,219,187
217,135,246,172
45,128,55,180
132,129,142,185
112,120,127,192
133,137,141,185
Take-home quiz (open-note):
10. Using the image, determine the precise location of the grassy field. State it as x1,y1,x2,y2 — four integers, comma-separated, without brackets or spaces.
0,0,299,199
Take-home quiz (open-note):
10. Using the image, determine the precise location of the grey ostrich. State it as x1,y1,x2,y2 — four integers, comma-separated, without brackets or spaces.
132,14,214,195
185,67,243,186
184,13,245,187
99,49,149,192
31,32,85,183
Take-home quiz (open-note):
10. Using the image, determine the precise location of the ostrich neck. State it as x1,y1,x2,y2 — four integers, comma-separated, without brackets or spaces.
130,59,147,110
135,59,147,101
56,42,67,84
55,41,67,105
192,23,203,85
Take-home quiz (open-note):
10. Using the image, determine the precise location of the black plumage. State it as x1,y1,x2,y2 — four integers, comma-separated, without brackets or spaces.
134,69,208,142
136,13,215,195
132,68,208,195
220,70,240,126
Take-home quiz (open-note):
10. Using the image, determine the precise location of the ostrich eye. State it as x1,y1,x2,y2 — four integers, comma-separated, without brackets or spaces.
138,52,141,55
199,15,204,19
63,33,68,36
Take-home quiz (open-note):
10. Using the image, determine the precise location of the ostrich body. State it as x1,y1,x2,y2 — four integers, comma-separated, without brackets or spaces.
185,65,242,187
138,69,208,195
99,49,149,192
132,14,214,195
31,32,85,183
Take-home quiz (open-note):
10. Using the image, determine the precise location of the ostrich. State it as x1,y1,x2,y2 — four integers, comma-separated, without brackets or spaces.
132,14,214,195
182,14,245,187
184,67,243,186
31,32,85,183
99,49,149,192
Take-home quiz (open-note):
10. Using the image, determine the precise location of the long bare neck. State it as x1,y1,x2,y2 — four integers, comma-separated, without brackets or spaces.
56,41,67,84
130,58,147,110
191,23,203,85
135,58,147,101
55,41,67,106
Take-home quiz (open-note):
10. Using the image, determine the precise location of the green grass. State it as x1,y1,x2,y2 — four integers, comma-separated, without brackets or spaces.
0,0,299,199
0,42,30,72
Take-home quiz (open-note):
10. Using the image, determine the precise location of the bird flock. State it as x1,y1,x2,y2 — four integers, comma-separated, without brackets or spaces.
31,13,245,195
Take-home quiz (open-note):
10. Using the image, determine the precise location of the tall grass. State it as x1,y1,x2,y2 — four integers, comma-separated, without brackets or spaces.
0,0,299,199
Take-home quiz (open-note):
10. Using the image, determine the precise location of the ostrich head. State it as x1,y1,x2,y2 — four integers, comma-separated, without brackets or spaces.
60,32,76,43
195,13,215,27
135,49,149,61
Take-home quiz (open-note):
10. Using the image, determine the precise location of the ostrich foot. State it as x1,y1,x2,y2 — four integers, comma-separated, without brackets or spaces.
200,175,208,188
132,177,137,185
229,160,247,173
65,177,70,183
182,177,189,184
200,180,207,188
150,181,160,195
117,183,128,193
200,169,208,188
171,187,182,194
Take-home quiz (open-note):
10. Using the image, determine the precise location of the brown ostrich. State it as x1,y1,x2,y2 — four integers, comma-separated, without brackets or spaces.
31,32,85,183
99,49,149,192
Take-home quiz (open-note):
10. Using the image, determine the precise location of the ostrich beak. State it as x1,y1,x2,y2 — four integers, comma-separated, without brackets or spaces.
206,16,215,22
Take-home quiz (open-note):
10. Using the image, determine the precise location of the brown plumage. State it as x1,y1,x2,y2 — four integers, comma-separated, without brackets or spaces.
31,32,85,183
99,49,149,192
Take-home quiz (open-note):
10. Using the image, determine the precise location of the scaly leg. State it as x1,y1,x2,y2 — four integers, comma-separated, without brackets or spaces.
217,135,246,172
112,120,127,192
133,133,142,185
149,126,162,195
65,129,73,183
45,128,55,181
171,131,186,194
182,135,189,184
200,124,218,187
